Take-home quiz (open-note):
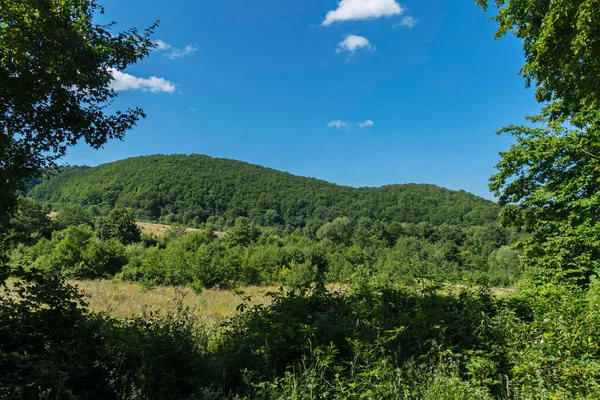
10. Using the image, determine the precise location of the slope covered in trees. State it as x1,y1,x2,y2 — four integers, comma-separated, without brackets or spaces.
28,154,500,229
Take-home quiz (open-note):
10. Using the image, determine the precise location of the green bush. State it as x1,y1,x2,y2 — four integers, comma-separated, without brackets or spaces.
216,283,504,392
36,225,127,279
247,353,495,400
278,260,317,288
98,208,141,244
0,271,212,399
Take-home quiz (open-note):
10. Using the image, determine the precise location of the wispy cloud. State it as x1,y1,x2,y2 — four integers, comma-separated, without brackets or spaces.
154,40,198,59
323,0,404,26
328,120,350,130
154,39,171,51
393,16,418,28
328,119,375,130
108,68,176,93
336,34,374,55
166,44,198,59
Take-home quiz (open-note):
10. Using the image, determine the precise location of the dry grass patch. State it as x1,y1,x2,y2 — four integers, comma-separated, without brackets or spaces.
4,278,517,327
73,280,275,324
135,222,200,237
439,283,518,297
73,281,515,322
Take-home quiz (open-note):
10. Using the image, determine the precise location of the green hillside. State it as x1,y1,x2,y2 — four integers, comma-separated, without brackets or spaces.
29,154,499,228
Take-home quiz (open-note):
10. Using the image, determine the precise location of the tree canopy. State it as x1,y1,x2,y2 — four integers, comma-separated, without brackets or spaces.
27,154,502,230
478,0,600,287
0,0,155,244
476,0,600,126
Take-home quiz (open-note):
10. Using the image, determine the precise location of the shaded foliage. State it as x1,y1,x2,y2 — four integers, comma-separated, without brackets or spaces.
0,0,154,246
0,271,211,399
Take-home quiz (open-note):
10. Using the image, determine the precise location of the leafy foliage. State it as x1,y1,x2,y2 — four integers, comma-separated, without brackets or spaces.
32,225,128,279
477,0,600,287
3,272,600,398
490,121,600,287
0,0,155,243
28,154,502,229
475,0,600,127
54,204,94,229
99,207,141,244
9,212,521,288
0,273,211,399
5,197,53,246
219,281,600,399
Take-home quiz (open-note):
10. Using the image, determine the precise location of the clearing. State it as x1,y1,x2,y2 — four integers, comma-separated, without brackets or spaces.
74,280,275,324
135,221,200,237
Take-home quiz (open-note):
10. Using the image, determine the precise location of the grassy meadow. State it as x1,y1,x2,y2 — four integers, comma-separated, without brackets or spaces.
72,280,516,322
135,221,201,237
73,280,275,322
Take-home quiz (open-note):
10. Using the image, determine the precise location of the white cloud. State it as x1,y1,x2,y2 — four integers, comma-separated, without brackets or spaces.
166,44,198,59
336,34,374,54
154,39,171,51
358,120,374,128
393,16,418,28
323,0,404,26
108,68,176,93
328,120,350,130
154,40,198,59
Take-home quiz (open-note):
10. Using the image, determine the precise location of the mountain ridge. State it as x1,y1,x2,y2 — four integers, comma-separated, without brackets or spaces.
28,154,500,228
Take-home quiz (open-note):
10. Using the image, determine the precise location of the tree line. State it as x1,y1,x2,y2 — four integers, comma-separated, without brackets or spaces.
8,200,521,288
26,154,501,229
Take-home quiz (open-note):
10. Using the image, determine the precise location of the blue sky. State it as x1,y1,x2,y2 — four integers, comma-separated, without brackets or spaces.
64,0,541,200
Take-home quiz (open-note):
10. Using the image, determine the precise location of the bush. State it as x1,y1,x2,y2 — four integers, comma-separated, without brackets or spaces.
216,282,507,394
37,225,127,279
0,271,212,399
278,260,317,287
248,353,495,400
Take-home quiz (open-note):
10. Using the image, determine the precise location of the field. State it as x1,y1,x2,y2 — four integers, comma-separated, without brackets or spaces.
70,280,516,323
135,221,199,237
4,275,518,326
48,213,211,238
73,280,275,323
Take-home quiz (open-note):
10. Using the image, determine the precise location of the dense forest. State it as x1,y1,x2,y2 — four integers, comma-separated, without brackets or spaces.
7,199,521,289
15,155,520,287
27,154,500,228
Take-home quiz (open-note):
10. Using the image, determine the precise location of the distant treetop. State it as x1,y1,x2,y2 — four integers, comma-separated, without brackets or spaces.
29,154,500,229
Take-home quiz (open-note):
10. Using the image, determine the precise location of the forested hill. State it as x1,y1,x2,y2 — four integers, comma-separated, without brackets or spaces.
28,154,499,228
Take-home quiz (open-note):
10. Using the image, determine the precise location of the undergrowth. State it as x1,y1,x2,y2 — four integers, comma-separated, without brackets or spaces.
2,271,600,399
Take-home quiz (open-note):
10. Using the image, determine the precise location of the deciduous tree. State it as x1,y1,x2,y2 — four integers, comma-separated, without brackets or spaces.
0,0,155,255
478,0,600,286
476,0,600,126
100,208,141,244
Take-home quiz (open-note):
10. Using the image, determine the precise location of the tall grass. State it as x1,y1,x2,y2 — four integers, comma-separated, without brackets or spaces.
73,280,274,322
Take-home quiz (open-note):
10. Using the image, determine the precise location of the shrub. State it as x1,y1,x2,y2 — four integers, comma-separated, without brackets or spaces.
278,260,317,288
0,271,212,399
37,225,127,279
